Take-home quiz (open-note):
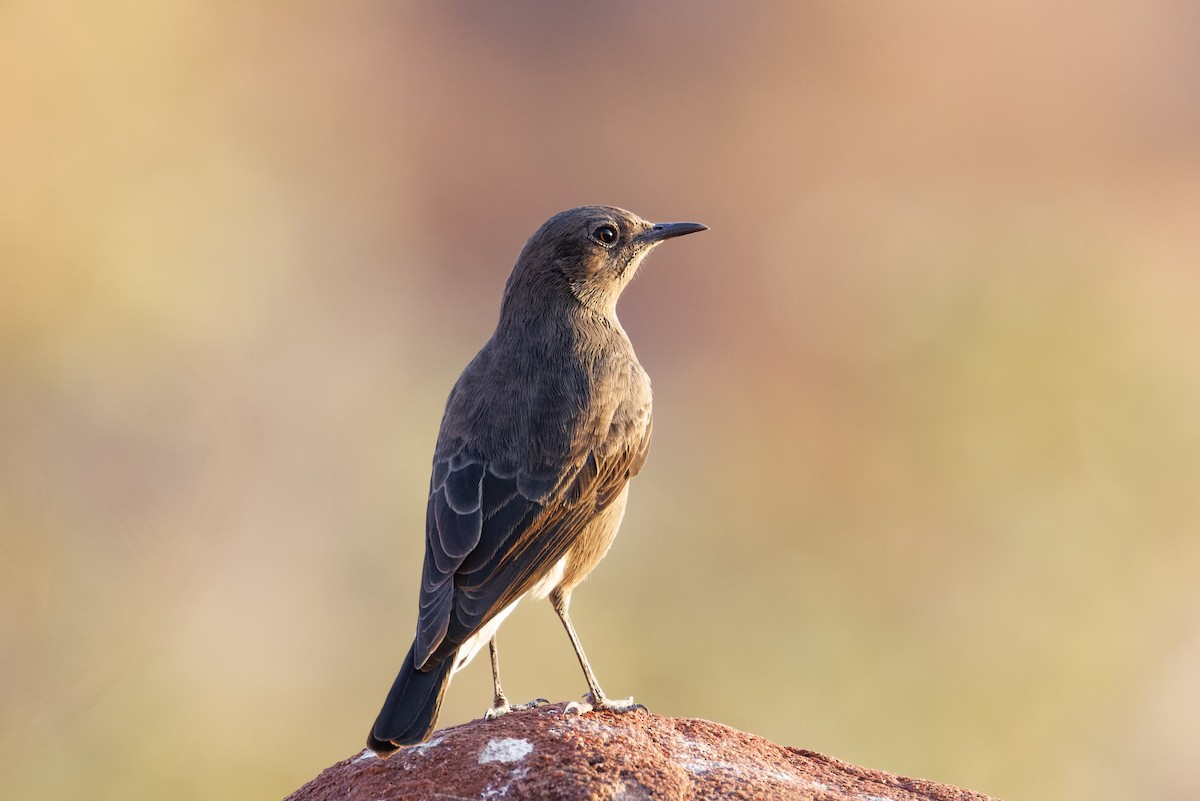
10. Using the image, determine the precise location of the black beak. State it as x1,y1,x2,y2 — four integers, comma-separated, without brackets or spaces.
639,221,709,244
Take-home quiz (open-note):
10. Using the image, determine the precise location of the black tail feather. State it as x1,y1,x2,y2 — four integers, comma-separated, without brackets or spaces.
367,645,454,755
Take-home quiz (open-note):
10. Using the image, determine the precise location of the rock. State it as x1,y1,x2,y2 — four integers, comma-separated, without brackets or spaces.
286,703,998,801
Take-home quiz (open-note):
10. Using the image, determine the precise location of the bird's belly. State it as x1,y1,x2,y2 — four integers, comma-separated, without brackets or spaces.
559,484,630,593
528,556,567,599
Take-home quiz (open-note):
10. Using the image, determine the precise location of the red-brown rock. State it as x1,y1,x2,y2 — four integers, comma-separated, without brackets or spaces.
287,703,998,801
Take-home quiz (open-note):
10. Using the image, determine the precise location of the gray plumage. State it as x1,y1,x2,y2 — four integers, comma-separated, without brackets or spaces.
368,205,706,755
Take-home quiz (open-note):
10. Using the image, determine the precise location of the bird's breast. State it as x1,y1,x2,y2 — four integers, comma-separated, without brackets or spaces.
585,352,652,458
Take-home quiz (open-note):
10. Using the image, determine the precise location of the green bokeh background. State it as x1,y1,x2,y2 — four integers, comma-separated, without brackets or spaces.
3,3,1198,800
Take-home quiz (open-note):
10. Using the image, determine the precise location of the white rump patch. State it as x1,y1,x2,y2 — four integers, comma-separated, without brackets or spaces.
453,599,521,674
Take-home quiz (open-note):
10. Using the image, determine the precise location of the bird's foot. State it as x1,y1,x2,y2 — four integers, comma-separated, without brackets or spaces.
563,698,592,715
564,692,646,716
484,697,550,720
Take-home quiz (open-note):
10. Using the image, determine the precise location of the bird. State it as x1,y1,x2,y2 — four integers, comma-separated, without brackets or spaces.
367,205,707,756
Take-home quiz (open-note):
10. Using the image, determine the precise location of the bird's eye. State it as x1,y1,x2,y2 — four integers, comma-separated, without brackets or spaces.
591,224,618,247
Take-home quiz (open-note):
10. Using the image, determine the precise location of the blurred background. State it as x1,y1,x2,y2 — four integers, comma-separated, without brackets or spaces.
3,2,1198,799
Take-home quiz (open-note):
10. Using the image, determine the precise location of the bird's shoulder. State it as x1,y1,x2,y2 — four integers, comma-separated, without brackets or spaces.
439,317,648,458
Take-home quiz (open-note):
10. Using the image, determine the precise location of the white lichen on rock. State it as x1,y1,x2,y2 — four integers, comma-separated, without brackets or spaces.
479,737,534,764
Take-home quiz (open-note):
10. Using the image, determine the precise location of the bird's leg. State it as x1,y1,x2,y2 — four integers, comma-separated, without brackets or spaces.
483,636,509,719
551,588,646,716
483,636,548,720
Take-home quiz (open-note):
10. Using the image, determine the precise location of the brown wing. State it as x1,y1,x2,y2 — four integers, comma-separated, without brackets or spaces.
412,422,651,670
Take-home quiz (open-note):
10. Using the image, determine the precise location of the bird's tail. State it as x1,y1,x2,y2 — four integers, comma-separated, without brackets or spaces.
367,645,454,756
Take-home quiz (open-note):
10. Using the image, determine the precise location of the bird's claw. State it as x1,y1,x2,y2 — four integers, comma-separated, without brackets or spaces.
595,695,646,714
563,699,593,715
564,692,646,716
485,697,550,720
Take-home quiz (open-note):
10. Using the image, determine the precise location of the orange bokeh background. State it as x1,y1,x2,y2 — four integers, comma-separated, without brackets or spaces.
3,4,1198,800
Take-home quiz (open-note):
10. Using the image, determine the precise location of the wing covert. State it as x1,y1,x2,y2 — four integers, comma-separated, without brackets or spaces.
412,423,651,670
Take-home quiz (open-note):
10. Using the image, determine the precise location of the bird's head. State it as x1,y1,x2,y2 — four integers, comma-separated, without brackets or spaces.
502,205,707,318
